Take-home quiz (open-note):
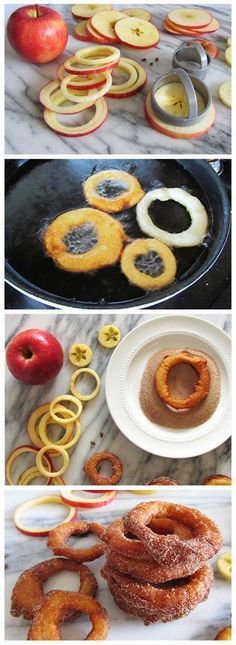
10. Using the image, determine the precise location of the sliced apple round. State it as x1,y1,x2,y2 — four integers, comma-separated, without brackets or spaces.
164,17,220,35
219,81,231,108
39,79,94,114
145,90,215,139
74,20,92,41
122,8,152,22
43,96,108,137
107,57,146,97
57,64,107,90
91,10,125,42
114,17,159,49
225,46,231,66
64,54,119,75
86,18,108,42
167,7,212,29
154,82,205,118
60,71,112,102
72,4,113,20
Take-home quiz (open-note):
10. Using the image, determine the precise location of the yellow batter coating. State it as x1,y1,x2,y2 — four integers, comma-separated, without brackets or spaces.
120,238,177,291
83,169,144,213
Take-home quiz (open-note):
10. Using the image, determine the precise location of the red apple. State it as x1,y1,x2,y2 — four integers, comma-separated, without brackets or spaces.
6,328,64,385
7,4,68,64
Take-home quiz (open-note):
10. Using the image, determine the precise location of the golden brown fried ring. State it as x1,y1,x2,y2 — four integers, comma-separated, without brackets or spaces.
146,476,180,485
104,546,205,584
83,169,144,213
44,208,126,272
47,520,105,562
203,475,232,486
83,451,123,485
155,351,211,409
215,627,232,640
123,501,223,568
11,558,97,621
120,238,177,291
28,591,109,640
101,564,213,623
102,518,151,559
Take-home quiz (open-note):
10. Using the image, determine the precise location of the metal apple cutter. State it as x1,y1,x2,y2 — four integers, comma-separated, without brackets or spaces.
172,41,211,80
151,67,212,127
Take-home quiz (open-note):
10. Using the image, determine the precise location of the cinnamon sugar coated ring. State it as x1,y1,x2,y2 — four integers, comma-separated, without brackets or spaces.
146,476,180,485
203,474,232,486
103,518,151,559
101,564,213,624
83,451,123,485
47,520,105,562
28,591,109,640
155,351,211,409
11,558,97,620
215,627,232,640
123,501,223,567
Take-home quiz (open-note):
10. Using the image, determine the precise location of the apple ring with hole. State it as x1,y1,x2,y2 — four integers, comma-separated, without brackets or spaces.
39,80,94,114
27,403,75,451
17,466,51,486
122,8,152,21
155,351,211,410
91,10,126,42
64,54,119,75
60,71,112,103
107,58,147,98
109,59,138,92
14,495,76,537
75,45,120,67
43,96,108,137
120,239,177,291
145,90,215,139
136,187,208,248
6,445,53,486
44,207,126,272
114,17,160,49
70,368,101,402
57,64,107,90
83,169,144,213
72,4,113,20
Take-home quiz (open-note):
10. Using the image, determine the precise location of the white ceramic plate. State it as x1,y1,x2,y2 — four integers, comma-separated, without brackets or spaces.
105,315,231,458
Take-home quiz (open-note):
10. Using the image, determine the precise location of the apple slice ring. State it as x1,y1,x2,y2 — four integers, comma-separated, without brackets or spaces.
136,187,208,247
39,415,82,451
61,490,117,508
27,403,75,450
50,395,83,424
17,466,52,486
36,445,70,478
109,59,138,91
107,58,147,98
39,80,94,114
57,64,106,90
14,495,76,537
83,168,144,212
60,71,112,103
43,96,108,137
75,45,120,67
6,445,53,486
120,239,177,291
114,17,160,49
145,89,215,139
70,368,101,402
64,55,119,75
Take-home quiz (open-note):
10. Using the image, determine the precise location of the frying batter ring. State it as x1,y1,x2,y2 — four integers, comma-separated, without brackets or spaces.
83,169,144,213
120,238,177,291
44,208,126,272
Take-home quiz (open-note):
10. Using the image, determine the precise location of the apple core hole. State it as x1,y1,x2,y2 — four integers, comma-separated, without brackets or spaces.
167,361,199,399
63,223,97,254
96,459,113,477
135,250,164,277
96,180,127,198
148,199,191,233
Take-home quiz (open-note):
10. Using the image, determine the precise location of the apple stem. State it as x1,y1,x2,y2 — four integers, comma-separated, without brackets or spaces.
35,4,40,18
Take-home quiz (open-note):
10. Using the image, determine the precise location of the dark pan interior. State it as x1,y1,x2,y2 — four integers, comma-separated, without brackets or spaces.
5,159,230,308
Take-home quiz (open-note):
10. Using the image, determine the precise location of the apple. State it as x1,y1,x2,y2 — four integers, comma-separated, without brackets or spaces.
7,4,68,64
195,39,219,59
6,328,64,385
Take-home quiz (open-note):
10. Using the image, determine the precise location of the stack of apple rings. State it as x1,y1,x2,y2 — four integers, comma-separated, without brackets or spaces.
6,359,101,485
39,45,146,136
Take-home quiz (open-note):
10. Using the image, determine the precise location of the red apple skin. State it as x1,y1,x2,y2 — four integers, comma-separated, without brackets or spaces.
6,328,64,385
7,5,68,64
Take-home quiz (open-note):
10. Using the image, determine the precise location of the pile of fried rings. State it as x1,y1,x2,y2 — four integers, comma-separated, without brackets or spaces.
11,500,223,638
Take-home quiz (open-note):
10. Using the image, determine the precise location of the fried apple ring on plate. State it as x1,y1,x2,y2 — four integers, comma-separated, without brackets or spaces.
120,238,177,290
48,520,105,562
11,558,97,620
123,501,223,567
83,169,144,212
28,591,109,640
44,208,126,272
203,474,232,485
155,350,211,410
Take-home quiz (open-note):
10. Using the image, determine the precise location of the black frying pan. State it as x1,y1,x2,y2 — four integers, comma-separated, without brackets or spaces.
5,159,230,309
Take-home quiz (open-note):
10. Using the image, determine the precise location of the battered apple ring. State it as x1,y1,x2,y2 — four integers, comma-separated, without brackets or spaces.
44,208,126,272
155,351,211,409
83,451,123,485
47,520,105,562
103,519,151,559
120,238,177,291
146,476,180,485
28,591,109,640
83,169,144,213
11,558,97,620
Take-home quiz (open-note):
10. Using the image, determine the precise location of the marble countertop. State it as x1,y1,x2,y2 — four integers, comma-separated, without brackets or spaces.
5,488,231,640
5,312,231,485
5,3,231,155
